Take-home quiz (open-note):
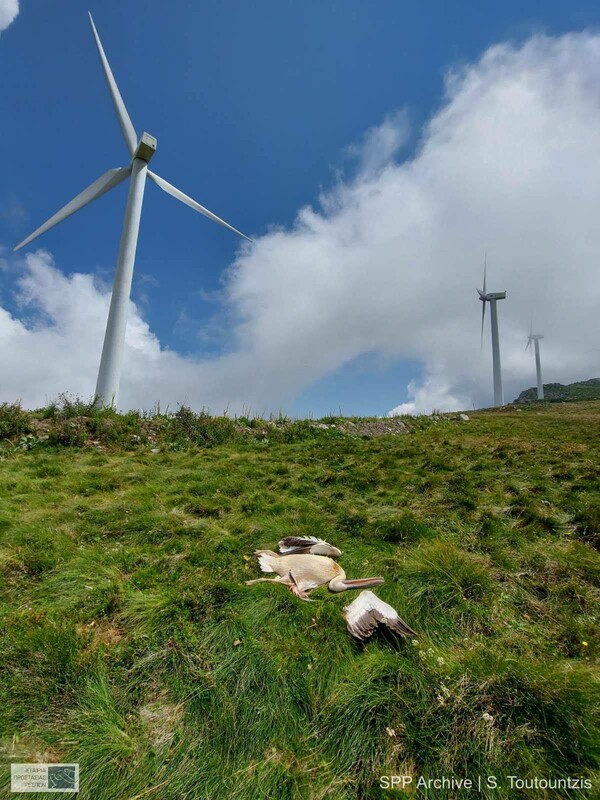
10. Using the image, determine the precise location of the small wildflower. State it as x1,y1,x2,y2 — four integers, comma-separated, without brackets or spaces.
411,639,419,646
385,727,396,737
437,656,445,666
482,712,494,723
582,641,588,647
233,639,242,647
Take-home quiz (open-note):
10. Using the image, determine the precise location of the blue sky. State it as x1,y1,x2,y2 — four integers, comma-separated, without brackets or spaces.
2,1,600,415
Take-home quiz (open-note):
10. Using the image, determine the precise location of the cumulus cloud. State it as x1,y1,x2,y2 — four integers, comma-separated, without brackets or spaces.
344,109,411,178
2,32,600,413
0,250,299,412
0,0,19,33
224,32,600,413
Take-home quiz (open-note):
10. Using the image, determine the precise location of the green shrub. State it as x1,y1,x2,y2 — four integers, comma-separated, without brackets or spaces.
40,393,96,419
0,401,32,440
167,405,237,448
87,410,147,446
281,419,321,442
47,416,88,447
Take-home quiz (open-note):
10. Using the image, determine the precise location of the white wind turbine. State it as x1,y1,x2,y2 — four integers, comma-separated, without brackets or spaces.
526,323,545,400
477,258,506,407
14,13,250,408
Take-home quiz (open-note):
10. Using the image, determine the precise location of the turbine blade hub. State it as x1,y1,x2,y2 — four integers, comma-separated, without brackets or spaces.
134,132,157,163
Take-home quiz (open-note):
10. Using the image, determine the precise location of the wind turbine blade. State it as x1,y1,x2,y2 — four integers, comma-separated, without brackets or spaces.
483,253,487,296
14,166,131,251
147,170,252,241
480,299,486,350
525,338,531,351
88,13,137,155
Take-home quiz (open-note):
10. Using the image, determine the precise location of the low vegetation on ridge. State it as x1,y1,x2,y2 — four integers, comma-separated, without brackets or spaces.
0,399,598,798
514,377,600,404
0,394,416,454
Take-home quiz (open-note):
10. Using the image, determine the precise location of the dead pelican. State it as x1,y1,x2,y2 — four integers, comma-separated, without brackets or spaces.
245,537,417,640
245,550,382,600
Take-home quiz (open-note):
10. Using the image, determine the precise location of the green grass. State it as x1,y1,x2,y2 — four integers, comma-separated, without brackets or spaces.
0,402,599,798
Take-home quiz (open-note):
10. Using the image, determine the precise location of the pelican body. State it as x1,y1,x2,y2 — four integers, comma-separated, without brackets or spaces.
246,550,383,600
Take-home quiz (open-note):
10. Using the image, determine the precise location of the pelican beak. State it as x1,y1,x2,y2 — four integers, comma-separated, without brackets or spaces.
342,577,384,590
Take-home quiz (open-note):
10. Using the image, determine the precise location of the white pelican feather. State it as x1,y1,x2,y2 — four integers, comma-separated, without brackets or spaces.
343,591,417,640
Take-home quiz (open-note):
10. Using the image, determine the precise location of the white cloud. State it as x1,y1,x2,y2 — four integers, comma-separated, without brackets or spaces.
2,32,600,414
344,109,411,178
0,0,18,33
388,376,469,417
224,32,600,414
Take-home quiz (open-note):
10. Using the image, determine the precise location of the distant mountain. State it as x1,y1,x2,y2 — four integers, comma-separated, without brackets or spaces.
513,378,600,403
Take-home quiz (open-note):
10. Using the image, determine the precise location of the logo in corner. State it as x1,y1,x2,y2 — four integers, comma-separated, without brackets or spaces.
11,763,79,793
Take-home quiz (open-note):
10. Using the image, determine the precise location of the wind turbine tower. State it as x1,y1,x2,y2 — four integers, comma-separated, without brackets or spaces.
477,260,506,407
526,325,545,400
14,14,250,408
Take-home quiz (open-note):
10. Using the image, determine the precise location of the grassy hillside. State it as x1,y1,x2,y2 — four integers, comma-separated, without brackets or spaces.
514,377,600,404
0,401,599,799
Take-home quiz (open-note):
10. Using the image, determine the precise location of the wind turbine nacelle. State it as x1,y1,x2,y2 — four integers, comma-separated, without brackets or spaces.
487,291,506,300
133,132,157,163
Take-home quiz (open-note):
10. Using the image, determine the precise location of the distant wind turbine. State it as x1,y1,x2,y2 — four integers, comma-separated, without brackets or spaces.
477,258,506,407
14,13,250,408
526,323,545,400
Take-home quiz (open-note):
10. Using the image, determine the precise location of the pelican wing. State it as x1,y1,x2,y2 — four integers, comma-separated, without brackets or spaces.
278,536,341,557
343,591,417,641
